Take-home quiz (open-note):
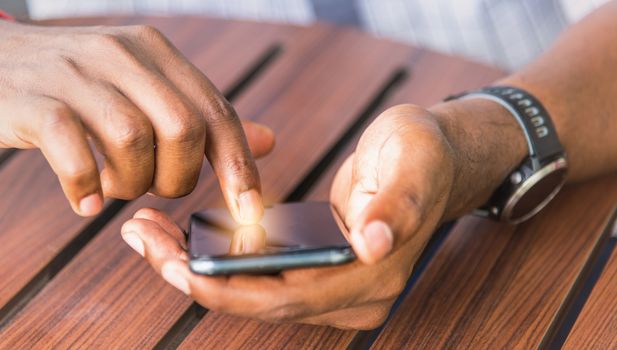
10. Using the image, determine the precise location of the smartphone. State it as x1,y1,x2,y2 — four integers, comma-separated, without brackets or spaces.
188,201,355,275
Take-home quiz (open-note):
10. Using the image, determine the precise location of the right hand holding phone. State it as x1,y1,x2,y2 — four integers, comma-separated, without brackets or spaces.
330,104,455,265
120,104,458,329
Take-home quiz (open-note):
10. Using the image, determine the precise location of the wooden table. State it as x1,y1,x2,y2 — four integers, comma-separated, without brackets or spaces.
0,16,616,350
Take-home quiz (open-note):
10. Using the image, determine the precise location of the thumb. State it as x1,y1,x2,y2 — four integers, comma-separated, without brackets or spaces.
345,117,436,264
344,106,454,264
349,184,424,265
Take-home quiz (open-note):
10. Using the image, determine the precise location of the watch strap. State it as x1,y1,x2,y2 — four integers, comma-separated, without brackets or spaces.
446,86,563,165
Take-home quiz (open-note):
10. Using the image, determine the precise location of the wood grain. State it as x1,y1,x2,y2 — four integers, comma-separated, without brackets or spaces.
0,150,94,311
0,23,414,349
178,51,505,350
307,50,505,199
0,15,291,330
563,234,617,350
37,16,287,91
371,174,617,349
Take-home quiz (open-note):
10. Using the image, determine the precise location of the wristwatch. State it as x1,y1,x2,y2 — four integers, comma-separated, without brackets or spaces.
446,86,568,224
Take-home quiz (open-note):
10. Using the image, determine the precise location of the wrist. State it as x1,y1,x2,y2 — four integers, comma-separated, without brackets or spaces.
429,98,528,219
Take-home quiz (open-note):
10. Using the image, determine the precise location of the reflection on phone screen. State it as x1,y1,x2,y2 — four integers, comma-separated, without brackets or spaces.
189,202,350,258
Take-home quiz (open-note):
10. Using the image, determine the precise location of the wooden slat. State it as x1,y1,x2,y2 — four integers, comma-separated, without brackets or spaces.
178,51,505,349
563,236,617,349
0,24,414,349
0,17,290,322
37,16,286,90
308,51,505,199
372,174,617,349
0,150,93,311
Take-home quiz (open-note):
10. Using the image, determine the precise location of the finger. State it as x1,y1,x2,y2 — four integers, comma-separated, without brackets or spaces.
240,119,275,159
126,213,398,324
126,220,296,319
0,95,103,216
346,111,443,264
121,216,188,265
131,28,263,224
57,79,155,200
133,208,187,249
330,153,354,222
122,218,250,310
90,35,205,198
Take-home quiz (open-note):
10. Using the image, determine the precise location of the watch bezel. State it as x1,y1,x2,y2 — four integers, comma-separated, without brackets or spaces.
500,157,568,224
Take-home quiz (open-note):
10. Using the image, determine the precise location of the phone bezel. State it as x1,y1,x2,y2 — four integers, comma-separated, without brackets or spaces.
187,203,355,275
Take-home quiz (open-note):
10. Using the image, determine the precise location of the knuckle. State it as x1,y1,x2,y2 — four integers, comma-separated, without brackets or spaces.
130,24,165,42
57,162,96,185
38,101,79,139
202,97,237,125
38,104,74,130
381,103,424,120
86,33,137,63
107,119,151,149
162,113,205,145
224,155,255,179
90,32,125,51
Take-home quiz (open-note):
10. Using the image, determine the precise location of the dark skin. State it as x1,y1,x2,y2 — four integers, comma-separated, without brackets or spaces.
122,0,617,329
4,1,615,331
0,20,275,222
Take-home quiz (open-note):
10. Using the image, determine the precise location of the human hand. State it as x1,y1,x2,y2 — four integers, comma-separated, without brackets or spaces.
120,104,459,329
0,20,274,221
330,104,456,264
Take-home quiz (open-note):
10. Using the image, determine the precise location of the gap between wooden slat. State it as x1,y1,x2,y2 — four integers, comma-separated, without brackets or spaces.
0,149,18,171
346,221,456,350
0,200,127,329
0,44,282,332
542,207,617,350
154,65,411,350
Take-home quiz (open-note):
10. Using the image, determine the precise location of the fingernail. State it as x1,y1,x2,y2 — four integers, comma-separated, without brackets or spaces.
79,193,103,216
362,221,394,261
237,189,264,224
350,228,370,261
162,262,190,295
122,231,144,257
255,123,275,138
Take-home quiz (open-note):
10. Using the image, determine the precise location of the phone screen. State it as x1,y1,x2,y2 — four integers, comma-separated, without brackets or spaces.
189,202,350,259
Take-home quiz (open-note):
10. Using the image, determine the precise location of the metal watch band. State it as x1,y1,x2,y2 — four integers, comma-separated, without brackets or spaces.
446,86,564,164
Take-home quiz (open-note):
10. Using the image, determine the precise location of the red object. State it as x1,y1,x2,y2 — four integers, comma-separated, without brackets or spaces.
0,9,14,21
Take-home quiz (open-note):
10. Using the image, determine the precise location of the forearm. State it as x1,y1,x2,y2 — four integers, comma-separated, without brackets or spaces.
501,0,617,182
430,1,617,219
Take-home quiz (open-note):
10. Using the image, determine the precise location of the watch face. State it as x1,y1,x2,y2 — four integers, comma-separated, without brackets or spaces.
505,158,568,223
